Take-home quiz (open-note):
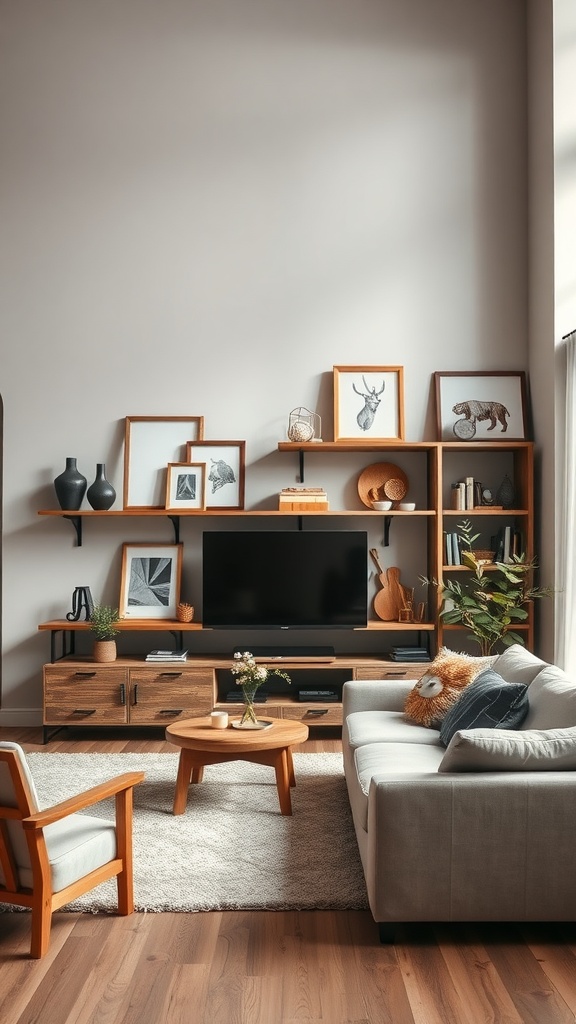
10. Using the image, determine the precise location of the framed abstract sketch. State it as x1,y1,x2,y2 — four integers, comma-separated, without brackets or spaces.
434,372,528,442
185,440,246,510
165,463,206,511
333,366,405,442
123,416,204,509
119,543,183,619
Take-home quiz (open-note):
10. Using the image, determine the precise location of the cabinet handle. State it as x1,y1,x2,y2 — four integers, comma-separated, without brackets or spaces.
383,671,407,678
159,672,183,678
72,708,96,716
74,672,97,678
159,709,183,716
119,683,126,706
305,709,329,717
133,684,138,705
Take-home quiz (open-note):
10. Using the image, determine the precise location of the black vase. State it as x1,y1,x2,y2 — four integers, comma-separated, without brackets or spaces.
53,457,87,510
87,463,116,510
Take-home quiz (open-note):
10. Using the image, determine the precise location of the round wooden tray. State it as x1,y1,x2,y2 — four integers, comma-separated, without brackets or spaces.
357,462,409,508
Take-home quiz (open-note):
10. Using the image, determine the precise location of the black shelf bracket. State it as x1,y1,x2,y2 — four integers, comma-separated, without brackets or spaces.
63,515,82,547
383,515,392,547
167,515,181,543
298,451,305,483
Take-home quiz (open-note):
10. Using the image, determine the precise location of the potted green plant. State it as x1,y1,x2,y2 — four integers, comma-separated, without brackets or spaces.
89,605,121,663
421,520,553,657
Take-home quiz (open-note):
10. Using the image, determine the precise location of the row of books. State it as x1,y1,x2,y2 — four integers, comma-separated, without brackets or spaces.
450,477,503,511
278,486,329,511
444,526,524,566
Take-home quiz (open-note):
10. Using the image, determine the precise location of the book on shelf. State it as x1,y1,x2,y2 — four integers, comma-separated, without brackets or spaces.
145,649,189,662
278,487,328,511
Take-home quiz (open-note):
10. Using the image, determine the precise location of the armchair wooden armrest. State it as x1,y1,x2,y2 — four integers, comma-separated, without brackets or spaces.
22,772,145,831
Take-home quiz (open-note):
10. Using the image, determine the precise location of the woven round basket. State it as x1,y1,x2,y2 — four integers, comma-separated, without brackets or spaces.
472,550,496,563
357,463,409,508
383,477,407,501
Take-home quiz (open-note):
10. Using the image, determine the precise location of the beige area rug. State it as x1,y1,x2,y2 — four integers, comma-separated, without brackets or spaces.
24,752,369,913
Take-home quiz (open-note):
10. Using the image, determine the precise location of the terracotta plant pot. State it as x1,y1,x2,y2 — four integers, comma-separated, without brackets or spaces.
93,640,117,663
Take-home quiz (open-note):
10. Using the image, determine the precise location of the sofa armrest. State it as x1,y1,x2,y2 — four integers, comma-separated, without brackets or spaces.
366,771,576,923
342,679,414,716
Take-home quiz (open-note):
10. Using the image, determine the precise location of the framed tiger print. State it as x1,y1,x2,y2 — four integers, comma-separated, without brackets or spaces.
434,372,529,442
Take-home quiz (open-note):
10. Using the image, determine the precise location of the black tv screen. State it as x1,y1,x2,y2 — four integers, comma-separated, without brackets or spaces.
202,531,368,629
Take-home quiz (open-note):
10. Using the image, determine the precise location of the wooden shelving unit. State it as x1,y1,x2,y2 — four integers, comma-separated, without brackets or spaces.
38,438,535,729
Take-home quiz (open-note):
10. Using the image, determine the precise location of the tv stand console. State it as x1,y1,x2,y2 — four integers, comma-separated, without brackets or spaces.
41,653,429,738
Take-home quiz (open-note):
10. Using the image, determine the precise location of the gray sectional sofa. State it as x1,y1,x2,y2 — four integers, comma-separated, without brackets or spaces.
342,645,576,938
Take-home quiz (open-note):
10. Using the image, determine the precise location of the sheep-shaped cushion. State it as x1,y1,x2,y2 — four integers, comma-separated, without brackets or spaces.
404,648,492,727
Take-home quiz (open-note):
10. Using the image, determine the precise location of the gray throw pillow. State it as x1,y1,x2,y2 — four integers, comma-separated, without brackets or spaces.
438,726,576,772
439,667,529,747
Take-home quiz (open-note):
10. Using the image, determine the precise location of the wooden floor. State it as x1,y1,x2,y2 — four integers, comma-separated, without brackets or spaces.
2,727,576,1024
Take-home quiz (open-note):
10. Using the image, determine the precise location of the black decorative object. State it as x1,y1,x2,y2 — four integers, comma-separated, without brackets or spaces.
66,586,94,622
496,473,515,509
53,457,87,510
87,463,116,510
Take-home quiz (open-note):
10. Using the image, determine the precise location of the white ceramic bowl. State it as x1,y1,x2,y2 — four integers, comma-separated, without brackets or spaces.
398,502,416,511
371,500,393,511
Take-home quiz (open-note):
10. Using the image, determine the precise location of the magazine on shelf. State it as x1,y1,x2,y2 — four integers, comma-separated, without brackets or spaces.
145,649,189,662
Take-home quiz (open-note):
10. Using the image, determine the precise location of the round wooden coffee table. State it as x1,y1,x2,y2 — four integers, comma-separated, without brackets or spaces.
165,716,309,816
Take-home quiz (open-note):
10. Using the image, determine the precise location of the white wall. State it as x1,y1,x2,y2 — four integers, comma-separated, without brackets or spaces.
0,0,532,721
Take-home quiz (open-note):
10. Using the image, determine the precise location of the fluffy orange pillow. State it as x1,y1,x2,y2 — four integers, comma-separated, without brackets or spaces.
404,648,492,727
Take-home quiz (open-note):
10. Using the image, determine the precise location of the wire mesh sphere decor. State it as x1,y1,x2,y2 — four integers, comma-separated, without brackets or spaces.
287,407,321,442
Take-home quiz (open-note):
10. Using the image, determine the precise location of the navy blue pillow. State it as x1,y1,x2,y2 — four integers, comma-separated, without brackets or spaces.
439,667,529,747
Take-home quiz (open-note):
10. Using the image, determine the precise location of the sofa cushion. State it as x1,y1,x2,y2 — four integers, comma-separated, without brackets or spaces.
491,644,548,685
404,648,493,727
345,710,443,751
439,668,529,747
522,665,576,730
353,742,446,830
438,726,576,772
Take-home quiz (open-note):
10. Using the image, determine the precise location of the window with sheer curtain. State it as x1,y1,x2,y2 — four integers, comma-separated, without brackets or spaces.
556,331,576,673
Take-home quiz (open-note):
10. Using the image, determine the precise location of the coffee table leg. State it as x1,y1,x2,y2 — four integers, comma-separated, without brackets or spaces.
286,746,296,788
173,749,194,815
274,748,292,816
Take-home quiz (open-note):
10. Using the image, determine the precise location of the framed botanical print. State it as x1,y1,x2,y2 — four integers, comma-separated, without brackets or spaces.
333,366,405,442
434,372,528,441
119,543,183,619
123,416,204,509
185,440,246,510
165,463,206,511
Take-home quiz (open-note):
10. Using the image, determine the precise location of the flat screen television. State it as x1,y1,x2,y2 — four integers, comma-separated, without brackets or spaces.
202,530,368,629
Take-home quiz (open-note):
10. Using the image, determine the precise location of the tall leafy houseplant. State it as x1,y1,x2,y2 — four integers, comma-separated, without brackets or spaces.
422,520,553,657
89,605,120,663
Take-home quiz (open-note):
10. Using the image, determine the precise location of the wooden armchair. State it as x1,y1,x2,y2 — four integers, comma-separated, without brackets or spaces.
0,741,144,957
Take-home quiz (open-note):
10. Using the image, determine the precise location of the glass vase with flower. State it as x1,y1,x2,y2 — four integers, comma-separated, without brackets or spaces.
231,651,291,727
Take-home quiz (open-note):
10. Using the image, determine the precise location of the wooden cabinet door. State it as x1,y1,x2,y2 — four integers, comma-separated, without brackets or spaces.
128,668,214,724
43,666,129,725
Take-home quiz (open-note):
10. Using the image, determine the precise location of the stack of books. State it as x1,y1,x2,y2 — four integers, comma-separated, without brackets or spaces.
388,646,430,663
145,649,189,662
278,487,329,511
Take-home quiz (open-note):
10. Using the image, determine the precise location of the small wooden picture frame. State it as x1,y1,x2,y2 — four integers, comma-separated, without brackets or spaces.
333,366,405,442
119,543,183,619
185,440,246,510
165,463,206,511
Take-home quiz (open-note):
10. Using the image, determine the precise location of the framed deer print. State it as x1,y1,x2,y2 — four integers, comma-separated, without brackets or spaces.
434,371,528,441
185,440,246,510
123,416,204,509
119,543,183,619
333,366,405,442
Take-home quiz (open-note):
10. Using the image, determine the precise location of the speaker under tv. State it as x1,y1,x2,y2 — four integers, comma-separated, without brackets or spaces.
202,530,368,630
